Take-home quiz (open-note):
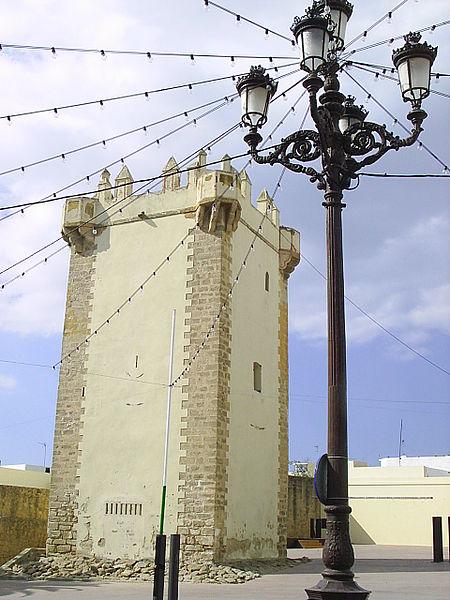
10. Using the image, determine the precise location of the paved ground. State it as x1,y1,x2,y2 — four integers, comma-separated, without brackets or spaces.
1,546,449,599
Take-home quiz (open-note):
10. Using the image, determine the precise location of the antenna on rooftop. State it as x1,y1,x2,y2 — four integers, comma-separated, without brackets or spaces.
398,420,405,467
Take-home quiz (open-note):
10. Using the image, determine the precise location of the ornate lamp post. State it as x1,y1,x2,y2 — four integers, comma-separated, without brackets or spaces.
236,3,437,598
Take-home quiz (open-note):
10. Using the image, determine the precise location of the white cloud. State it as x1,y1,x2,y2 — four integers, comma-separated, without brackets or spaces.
290,212,450,355
0,374,17,391
0,0,448,350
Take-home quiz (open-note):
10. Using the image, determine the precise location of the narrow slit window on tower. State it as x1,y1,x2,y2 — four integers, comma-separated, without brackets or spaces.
253,362,262,393
265,272,270,292
135,355,139,369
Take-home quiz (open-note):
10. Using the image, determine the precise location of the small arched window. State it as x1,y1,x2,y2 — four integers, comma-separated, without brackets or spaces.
265,271,270,292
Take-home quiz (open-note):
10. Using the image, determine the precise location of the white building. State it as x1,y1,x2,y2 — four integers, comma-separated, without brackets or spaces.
380,455,450,473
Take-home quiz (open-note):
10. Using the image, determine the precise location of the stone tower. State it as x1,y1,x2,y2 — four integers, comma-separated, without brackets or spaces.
47,152,300,563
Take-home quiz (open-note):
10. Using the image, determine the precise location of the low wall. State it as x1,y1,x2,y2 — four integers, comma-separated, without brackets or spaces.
287,476,323,540
0,485,49,565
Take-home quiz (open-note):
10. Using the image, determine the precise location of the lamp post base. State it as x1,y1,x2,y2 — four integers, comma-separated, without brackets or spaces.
306,576,370,599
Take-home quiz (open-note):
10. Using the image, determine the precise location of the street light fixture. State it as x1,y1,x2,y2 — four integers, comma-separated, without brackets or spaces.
338,96,368,134
393,31,438,108
236,3,437,599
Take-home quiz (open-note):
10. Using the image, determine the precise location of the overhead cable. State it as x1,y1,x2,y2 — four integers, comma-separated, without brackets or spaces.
0,42,294,61
343,0,411,51
360,173,450,178
204,0,296,45
0,95,233,177
53,231,192,368
0,65,301,282
347,62,450,100
0,124,244,289
171,88,309,386
0,60,297,122
0,99,238,276
0,64,300,224
341,20,450,60
299,251,450,377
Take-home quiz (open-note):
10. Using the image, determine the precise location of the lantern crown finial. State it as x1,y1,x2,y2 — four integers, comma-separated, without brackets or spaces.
236,65,278,97
392,31,438,66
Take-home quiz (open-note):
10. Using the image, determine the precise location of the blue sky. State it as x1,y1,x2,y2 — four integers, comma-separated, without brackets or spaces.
0,0,449,468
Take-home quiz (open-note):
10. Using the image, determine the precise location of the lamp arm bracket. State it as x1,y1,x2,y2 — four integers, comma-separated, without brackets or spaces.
343,120,423,172
251,129,325,185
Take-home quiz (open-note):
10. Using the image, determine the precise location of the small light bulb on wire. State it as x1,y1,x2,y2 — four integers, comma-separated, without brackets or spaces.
100,50,107,61
204,0,210,11
147,52,153,62
443,166,449,174
434,73,440,85
387,12,392,24
388,38,394,47
102,140,107,149
230,56,235,68
99,100,105,110
53,108,59,119
265,29,269,40
417,141,423,151
51,47,57,59
374,72,380,82
190,54,195,67
236,14,241,27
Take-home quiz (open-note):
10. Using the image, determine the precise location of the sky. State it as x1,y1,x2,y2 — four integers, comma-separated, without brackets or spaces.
0,0,449,469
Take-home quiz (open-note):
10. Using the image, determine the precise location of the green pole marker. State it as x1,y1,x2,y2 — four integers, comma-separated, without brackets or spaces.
159,485,167,535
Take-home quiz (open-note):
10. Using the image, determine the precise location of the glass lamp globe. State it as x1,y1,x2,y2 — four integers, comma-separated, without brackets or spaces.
339,96,368,134
315,0,354,50
236,65,278,129
291,4,332,73
393,32,437,107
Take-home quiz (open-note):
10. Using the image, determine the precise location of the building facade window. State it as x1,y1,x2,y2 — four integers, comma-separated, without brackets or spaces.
265,271,270,292
253,362,262,393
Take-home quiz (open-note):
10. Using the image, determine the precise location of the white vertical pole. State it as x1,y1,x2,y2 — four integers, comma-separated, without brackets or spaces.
159,308,176,535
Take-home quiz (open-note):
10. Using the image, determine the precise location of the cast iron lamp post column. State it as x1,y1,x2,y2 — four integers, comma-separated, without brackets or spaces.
235,2,437,598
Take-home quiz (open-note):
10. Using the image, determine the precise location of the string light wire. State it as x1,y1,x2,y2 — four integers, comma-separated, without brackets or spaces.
0,95,235,178
0,125,246,290
0,64,300,225
343,0,411,51
0,60,298,122
341,20,450,60
346,62,450,100
204,0,295,46
298,249,450,377
171,89,309,386
0,42,294,61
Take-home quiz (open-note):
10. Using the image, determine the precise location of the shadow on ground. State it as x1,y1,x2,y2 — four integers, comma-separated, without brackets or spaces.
0,580,104,597
264,558,450,576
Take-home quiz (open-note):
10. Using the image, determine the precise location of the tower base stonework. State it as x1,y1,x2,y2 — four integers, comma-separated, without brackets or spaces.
48,154,300,562
47,248,96,553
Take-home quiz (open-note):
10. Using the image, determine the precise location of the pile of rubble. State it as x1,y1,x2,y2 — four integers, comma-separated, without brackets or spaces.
2,552,311,585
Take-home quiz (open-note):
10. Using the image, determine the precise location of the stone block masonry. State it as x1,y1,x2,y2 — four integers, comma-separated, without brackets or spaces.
47,247,96,554
179,226,232,563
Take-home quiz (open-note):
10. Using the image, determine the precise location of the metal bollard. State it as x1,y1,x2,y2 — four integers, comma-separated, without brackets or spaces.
432,517,443,563
168,534,181,600
153,534,167,600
